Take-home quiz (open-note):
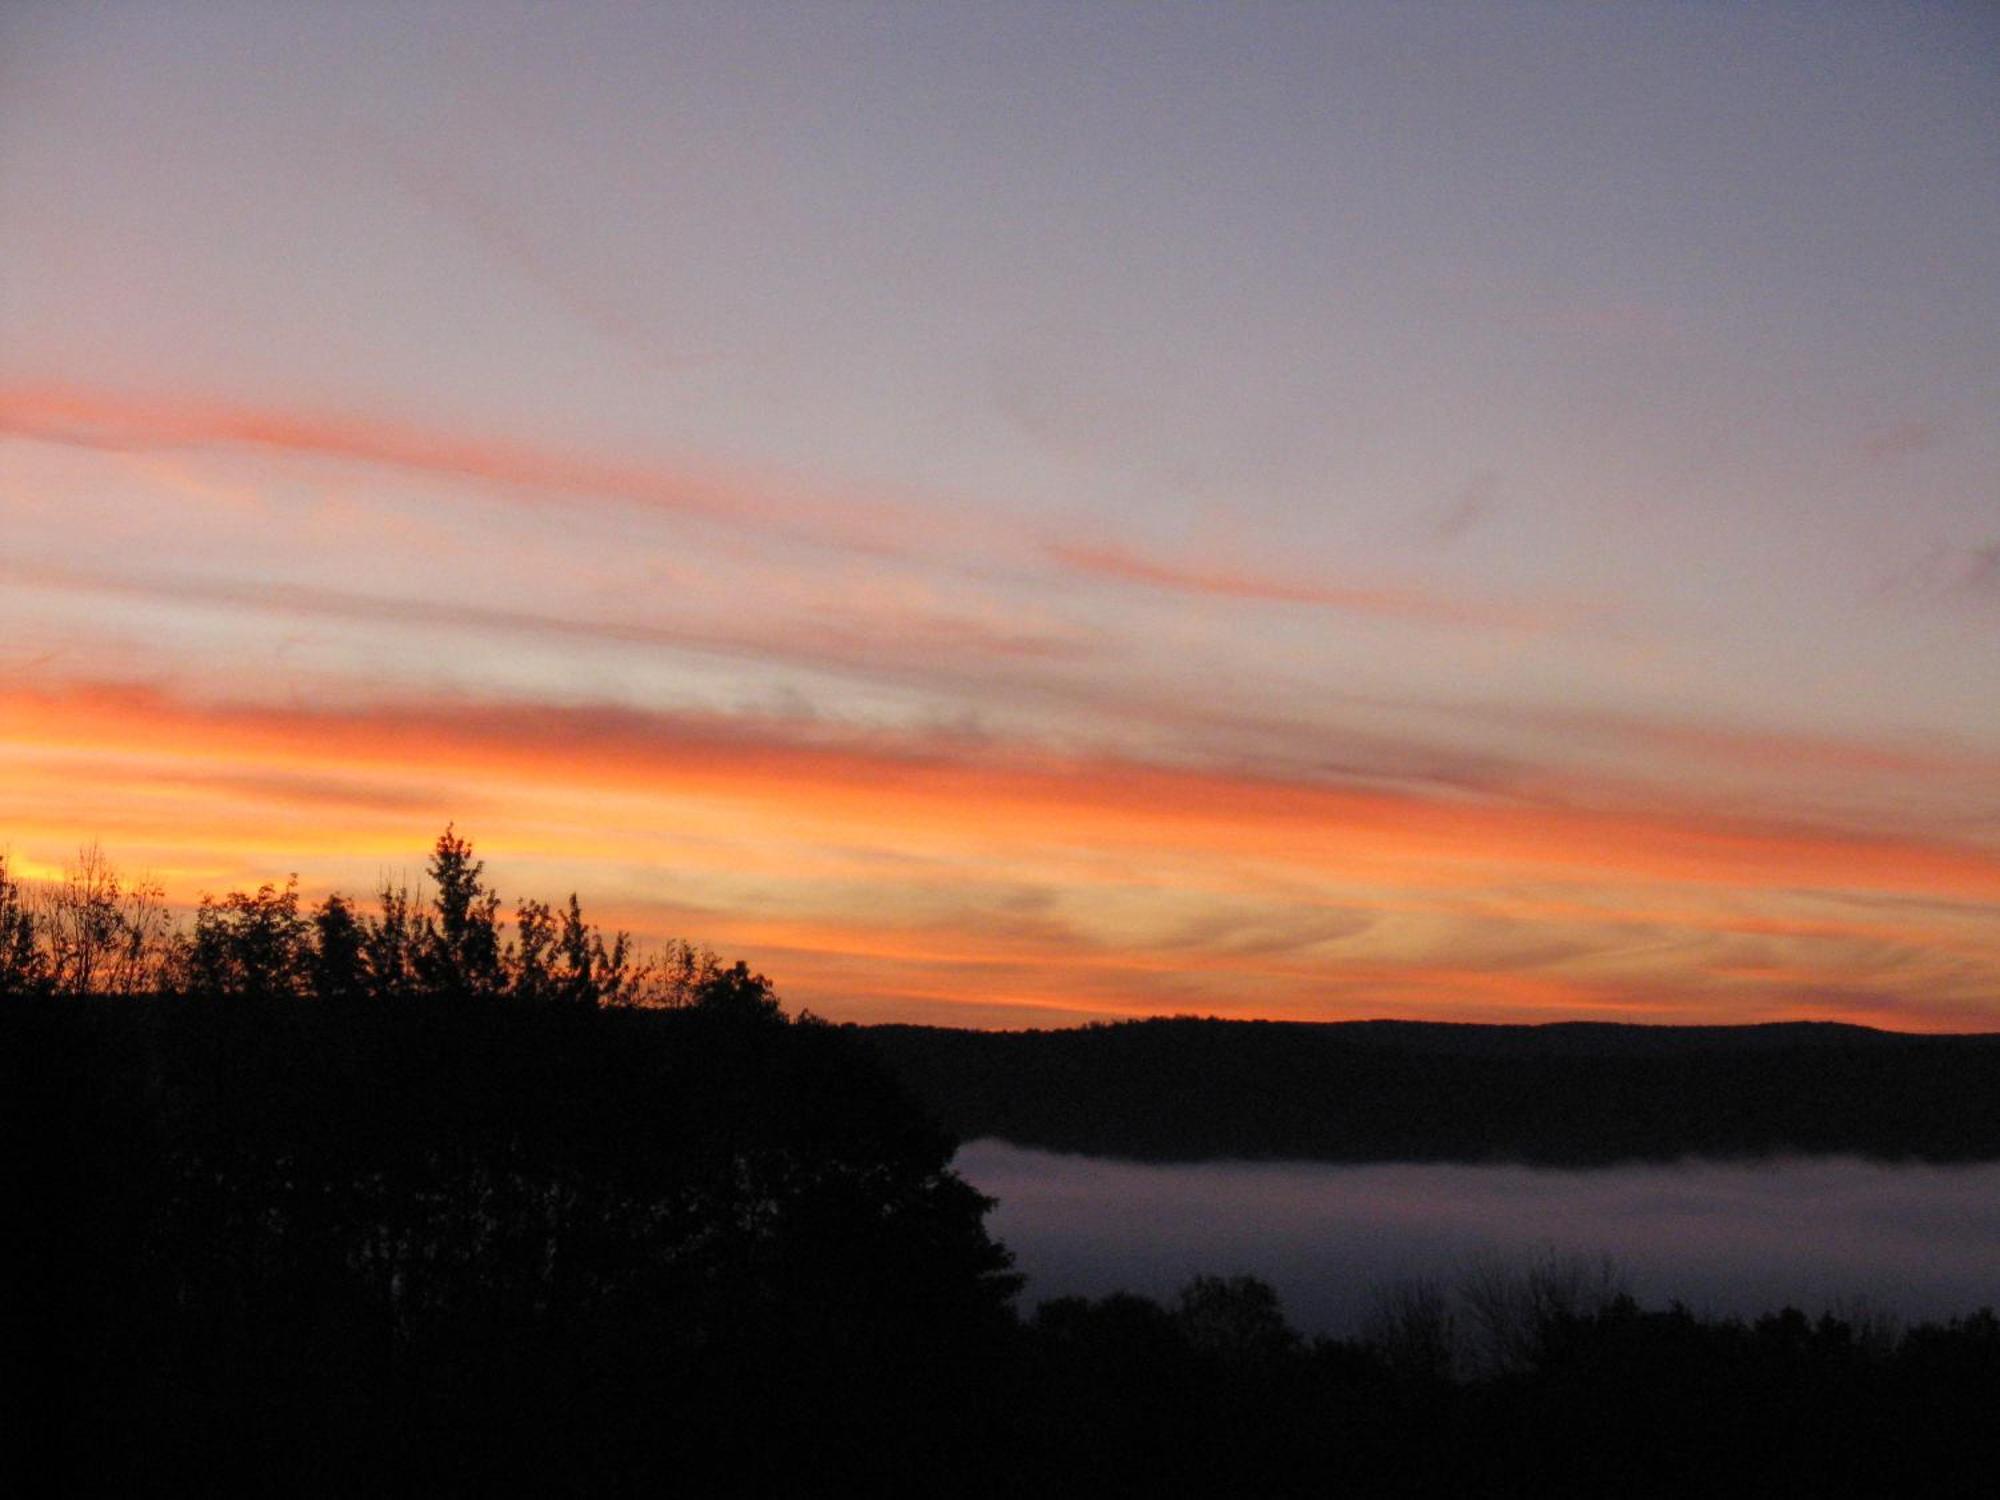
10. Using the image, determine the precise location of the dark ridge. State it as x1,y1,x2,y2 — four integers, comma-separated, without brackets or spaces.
859,1017,2000,1166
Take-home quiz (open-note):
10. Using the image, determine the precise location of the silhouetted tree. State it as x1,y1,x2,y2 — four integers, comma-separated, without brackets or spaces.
0,852,47,998
362,878,423,1002
188,878,309,1000
308,893,368,1004
40,844,125,995
693,959,784,1024
1177,1273,1299,1368
1459,1247,1630,1376
639,936,721,1008
1365,1275,1459,1383
587,910,634,1005
510,896,558,1005
543,891,639,1007
420,825,503,999
108,874,174,996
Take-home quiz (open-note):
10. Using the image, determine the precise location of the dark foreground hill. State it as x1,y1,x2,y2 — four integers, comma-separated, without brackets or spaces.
14,994,2000,1495
10,989,1019,1492
862,1017,2000,1165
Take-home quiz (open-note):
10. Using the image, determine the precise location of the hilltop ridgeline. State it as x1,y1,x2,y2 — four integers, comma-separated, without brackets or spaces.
863,1016,2000,1166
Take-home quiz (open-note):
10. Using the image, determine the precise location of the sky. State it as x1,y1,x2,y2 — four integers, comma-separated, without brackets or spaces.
2,2,1997,1029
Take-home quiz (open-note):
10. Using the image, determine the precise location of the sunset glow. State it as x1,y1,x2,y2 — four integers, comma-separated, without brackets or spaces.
4,3,1995,1027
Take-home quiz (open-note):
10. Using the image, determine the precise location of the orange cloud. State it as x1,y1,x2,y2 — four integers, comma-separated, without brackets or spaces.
8,677,2000,905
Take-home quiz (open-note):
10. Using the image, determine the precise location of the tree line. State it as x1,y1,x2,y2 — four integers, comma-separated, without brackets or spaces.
1016,1260,2000,1496
0,827,748,1012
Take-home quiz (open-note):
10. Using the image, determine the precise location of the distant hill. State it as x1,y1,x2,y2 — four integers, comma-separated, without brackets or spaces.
860,1017,2000,1166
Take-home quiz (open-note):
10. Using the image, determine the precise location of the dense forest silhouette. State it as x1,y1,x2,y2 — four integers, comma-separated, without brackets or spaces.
870,1016,2000,1165
10,832,2000,1493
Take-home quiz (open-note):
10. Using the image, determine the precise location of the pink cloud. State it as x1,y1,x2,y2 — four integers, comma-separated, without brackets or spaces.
0,384,919,553
1046,541,1567,631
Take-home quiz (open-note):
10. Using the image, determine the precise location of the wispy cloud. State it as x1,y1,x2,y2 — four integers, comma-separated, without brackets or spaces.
0,560,1095,675
3,386,1586,645
1431,469,1502,544
378,140,717,376
1858,420,1939,464
1454,697,2000,783
1874,539,2000,614
1045,541,1565,631
1958,542,2000,603
0,384,922,554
